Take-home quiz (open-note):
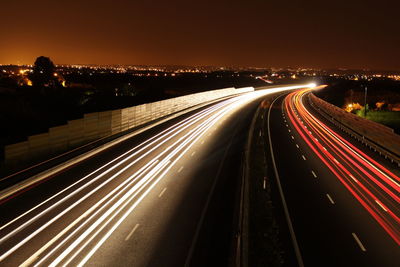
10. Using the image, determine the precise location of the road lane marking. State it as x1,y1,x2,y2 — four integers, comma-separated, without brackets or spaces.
311,171,317,178
286,124,288,127
178,166,184,173
125,224,140,241
302,155,306,161
259,131,262,137
295,144,299,148
375,200,387,212
158,188,167,198
184,124,238,267
263,178,266,190
352,233,366,252
191,151,196,156
326,194,335,204
291,135,294,140
288,129,291,132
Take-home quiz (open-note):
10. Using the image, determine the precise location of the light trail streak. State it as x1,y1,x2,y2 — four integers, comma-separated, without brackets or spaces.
23,159,160,267
0,98,236,233
0,84,307,265
2,96,243,263
51,94,243,266
0,96,238,240
284,89,400,245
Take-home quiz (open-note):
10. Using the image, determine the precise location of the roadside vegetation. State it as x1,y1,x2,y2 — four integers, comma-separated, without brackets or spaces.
355,109,400,132
314,78,400,133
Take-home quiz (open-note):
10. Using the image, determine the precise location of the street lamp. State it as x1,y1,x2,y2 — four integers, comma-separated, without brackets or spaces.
364,86,368,117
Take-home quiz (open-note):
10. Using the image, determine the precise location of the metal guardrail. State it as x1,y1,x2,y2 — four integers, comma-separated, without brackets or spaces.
307,93,400,167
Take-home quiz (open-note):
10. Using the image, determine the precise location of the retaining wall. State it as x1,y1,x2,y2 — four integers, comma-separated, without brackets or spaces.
309,93,400,158
4,87,254,164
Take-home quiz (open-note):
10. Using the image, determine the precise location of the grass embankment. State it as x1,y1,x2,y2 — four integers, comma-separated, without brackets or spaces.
355,110,400,133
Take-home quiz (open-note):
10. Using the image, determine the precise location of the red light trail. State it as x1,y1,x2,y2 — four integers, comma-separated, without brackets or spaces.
284,88,400,245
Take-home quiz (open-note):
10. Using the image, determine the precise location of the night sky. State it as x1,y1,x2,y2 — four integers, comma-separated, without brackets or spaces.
1,0,399,70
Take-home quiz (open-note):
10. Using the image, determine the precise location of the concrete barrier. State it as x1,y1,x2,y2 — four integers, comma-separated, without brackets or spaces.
309,93,400,160
4,87,254,164
28,133,50,158
5,142,29,162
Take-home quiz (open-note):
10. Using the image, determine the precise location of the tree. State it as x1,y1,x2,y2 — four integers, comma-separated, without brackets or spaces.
29,56,57,88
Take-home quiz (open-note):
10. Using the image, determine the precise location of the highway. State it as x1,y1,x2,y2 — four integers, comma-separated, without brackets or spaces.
2,84,398,267
267,88,400,266
0,86,304,266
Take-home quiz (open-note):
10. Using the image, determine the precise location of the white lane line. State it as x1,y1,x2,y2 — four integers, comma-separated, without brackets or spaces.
125,224,140,241
296,144,299,148
288,129,291,132
191,151,196,157
259,131,262,137
375,200,388,212
352,233,367,252
311,171,317,178
158,188,167,198
178,166,184,173
263,178,266,190
302,155,306,161
286,124,288,127
326,194,335,204
201,140,204,144
291,135,294,140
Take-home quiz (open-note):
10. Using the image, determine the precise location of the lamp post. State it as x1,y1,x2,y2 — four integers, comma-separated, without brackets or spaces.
364,86,368,117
